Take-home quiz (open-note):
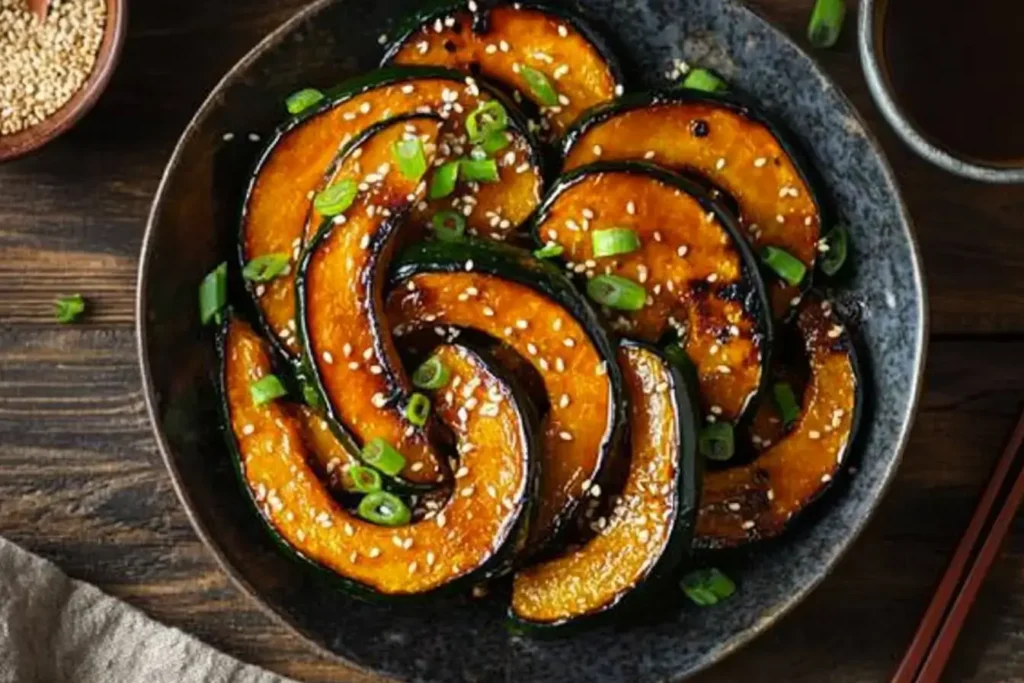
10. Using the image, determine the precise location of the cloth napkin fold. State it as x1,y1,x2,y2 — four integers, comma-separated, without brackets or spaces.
0,536,292,683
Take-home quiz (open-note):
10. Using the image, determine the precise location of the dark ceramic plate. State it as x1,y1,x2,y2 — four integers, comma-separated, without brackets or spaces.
138,0,926,680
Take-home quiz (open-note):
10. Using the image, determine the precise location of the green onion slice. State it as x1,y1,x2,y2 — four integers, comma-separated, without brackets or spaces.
520,65,559,106
466,100,508,142
460,158,500,183
405,392,431,427
431,211,466,242
761,246,807,286
773,382,801,427
361,437,406,476
592,227,641,258
429,161,460,199
533,243,564,259
681,568,737,606
586,275,646,311
347,465,383,493
198,262,227,325
393,137,428,181
479,130,510,155
681,68,728,93
313,179,358,217
55,294,86,324
699,422,735,461
412,356,451,390
242,253,290,282
250,374,288,406
357,491,411,526
820,225,849,276
807,0,846,48
285,88,324,115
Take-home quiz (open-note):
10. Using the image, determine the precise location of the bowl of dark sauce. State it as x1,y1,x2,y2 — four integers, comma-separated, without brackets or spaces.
859,0,1024,183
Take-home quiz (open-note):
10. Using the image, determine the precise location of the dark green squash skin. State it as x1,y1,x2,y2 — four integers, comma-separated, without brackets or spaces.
217,314,543,601
238,65,547,364
508,340,703,635
387,238,628,554
530,159,775,427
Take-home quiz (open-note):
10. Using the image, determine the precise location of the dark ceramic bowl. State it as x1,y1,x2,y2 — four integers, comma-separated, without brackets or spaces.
138,0,926,680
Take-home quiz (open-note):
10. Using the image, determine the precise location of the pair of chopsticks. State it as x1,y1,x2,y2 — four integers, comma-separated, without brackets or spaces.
891,405,1024,683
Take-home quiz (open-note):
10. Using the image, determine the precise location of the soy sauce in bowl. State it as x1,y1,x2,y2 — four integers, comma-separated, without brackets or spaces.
881,0,1024,165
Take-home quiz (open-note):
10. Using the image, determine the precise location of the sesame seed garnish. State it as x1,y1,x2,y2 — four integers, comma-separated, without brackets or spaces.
592,144,603,156
809,430,821,440
707,273,719,283
596,361,608,376
322,351,334,364
677,245,689,257
371,393,386,408
741,520,756,530
822,473,833,483
626,201,636,215
359,234,370,249
242,424,255,436
563,338,575,348
644,150,656,160
465,259,474,271
776,214,785,224
754,157,767,167
461,485,476,497
558,394,571,408
559,431,573,441
482,306,495,317
248,133,261,142
614,84,625,96
347,361,359,371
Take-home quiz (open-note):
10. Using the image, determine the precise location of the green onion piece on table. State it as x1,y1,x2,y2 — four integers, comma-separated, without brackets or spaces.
699,422,735,461
285,88,324,115
347,465,383,493
520,65,559,106
412,356,451,390
250,374,288,406
405,392,431,427
807,0,846,49
773,382,801,427
361,437,406,476
429,161,460,199
592,227,641,257
586,275,646,311
431,211,466,242
533,243,564,260
393,137,428,181
681,68,728,93
466,100,508,142
357,491,411,526
55,294,86,324
819,225,849,276
460,158,500,183
313,179,358,217
198,262,227,325
761,246,807,286
242,253,290,282
681,568,737,606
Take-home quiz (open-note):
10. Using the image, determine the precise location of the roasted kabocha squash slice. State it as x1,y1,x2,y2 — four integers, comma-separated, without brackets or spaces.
241,66,543,360
383,1,624,137
510,341,700,630
561,90,827,317
694,294,862,549
532,161,772,424
220,316,538,596
387,239,625,553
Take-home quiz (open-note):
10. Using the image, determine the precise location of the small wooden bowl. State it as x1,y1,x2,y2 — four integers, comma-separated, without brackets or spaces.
0,0,127,163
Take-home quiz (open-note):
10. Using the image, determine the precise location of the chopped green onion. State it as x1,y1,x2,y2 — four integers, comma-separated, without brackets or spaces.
250,374,288,406
466,100,508,142
393,137,428,181
520,65,559,106
819,225,849,276
699,422,735,461
807,0,846,48
313,179,358,217
412,356,451,390
761,246,807,286
469,146,489,161
773,382,801,427
357,491,411,526
242,253,290,282
405,392,431,427
479,130,510,155
429,161,460,199
361,438,406,476
586,275,646,311
592,227,641,258
431,211,466,242
681,568,736,606
460,158,500,183
682,68,728,93
285,88,324,115
533,243,564,259
55,294,86,324
347,465,383,493
198,262,227,325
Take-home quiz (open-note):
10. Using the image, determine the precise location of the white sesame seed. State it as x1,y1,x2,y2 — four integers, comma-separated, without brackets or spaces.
322,351,334,364
559,431,573,441
754,157,767,167
626,201,636,215
242,424,255,436
741,520,756,530
592,144,603,156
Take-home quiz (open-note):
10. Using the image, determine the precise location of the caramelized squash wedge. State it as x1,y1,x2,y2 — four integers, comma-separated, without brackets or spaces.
533,161,772,423
510,341,700,630
384,1,624,137
694,294,862,549
241,66,544,360
387,239,625,552
561,90,827,317
221,316,538,596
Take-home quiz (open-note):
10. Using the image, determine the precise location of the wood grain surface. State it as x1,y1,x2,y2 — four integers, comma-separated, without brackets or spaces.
1,1,1022,682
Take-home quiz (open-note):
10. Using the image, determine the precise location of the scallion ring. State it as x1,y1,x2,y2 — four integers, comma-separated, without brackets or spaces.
460,158,500,183
361,437,406,476
681,568,736,606
586,275,646,311
820,225,849,276
285,88,324,115
520,65,559,106
431,211,466,242
466,100,508,143
592,227,641,258
242,253,290,282
681,68,728,93
405,392,431,427
412,356,451,390
250,374,288,406
429,161,460,199
761,246,807,286
198,262,227,325
699,422,735,461
347,465,383,493
313,179,358,217
55,294,86,324
807,0,846,49
479,130,510,155
533,243,564,260
393,137,428,181
357,491,411,526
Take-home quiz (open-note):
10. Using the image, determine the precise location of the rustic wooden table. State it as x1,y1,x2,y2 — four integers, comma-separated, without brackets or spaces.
1,1,1022,681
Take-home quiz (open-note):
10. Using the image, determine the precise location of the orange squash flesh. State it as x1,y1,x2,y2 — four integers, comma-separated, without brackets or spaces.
388,5,620,136
511,344,686,624
243,73,541,357
694,297,859,548
301,116,445,484
563,99,822,316
535,167,766,422
387,270,613,548
224,318,532,595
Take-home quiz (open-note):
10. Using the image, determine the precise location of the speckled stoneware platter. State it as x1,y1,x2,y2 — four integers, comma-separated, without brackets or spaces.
138,0,926,680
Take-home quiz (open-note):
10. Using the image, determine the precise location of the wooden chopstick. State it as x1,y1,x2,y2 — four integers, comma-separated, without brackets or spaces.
891,405,1024,683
